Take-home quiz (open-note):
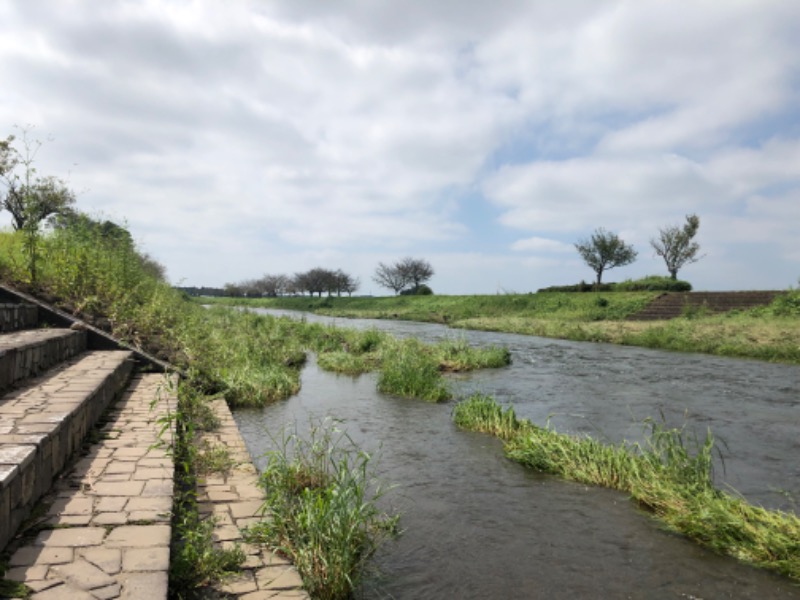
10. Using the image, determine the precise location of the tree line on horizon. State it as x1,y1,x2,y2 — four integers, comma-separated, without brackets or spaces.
223,257,436,298
3,128,706,296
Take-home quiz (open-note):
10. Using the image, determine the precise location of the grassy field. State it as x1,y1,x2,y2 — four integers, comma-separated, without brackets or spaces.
207,291,800,364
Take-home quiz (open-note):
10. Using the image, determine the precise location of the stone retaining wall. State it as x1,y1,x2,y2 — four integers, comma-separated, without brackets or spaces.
0,303,38,334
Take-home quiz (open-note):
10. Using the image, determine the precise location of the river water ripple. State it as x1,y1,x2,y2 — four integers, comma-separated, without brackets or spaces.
233,309,800,599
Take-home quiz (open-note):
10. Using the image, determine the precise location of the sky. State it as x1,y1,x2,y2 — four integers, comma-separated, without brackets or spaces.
1,0,799,295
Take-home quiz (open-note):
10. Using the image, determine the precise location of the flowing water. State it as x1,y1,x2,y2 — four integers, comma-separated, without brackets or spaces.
233,309,800,599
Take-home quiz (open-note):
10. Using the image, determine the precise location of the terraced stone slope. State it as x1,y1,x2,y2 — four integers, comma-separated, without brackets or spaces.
0,283,308,599
627,291,783,321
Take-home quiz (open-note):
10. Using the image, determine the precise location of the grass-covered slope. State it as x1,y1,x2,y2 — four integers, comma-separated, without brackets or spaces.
213,288,800,364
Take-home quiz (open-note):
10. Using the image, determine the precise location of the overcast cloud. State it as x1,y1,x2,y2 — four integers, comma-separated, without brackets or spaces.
1,0,798,293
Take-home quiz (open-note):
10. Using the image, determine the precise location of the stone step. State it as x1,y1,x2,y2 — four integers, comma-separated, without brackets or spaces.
197,398,308,598
628,291,783,321
0,350,135,551
0,303,39,334
0,329,87,394
4,372,176,599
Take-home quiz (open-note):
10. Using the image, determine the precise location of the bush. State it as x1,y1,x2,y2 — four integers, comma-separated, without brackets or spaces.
539,276,691,293
538,281,615,293
615,275,692,292
246,421,399,599
768,288,800,317
400,284,433,295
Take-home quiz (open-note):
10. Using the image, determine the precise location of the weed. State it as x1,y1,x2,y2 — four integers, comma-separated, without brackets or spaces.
193,441,236,475
454,395,800,582
245,420,399,600
377,338,451,402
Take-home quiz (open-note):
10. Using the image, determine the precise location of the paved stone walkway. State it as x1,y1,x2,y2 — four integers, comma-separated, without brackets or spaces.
4,373,176,599
197,398,308,599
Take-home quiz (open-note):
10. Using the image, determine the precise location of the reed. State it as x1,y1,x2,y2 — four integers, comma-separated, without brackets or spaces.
377,338,451,402
454,395,800,582
245,421,399,600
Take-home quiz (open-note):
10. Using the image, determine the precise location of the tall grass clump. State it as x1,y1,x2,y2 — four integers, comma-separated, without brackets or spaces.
245,421,399,600
452,393,522,439
169,383,246,597
454,395,800,582
377,338,451,402
433,337,511,371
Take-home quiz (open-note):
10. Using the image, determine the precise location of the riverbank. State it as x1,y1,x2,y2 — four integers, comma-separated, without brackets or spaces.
205,292,800,364
0,225,424,598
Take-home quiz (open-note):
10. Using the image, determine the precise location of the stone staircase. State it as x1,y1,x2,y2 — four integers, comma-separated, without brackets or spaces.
0,284,309,599
627,291,784,321
0,285,177,598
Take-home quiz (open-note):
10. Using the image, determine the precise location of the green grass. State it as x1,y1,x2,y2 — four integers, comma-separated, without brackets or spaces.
453,395,800,582
244,421,399,600
212,288,800,365
207,291,658,323
312,332,511,401
168,383,246,597
377,338,452,402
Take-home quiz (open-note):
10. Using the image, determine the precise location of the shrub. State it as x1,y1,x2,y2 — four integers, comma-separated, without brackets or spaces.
615,275,692,292
768,288,800,317
246,422,399,599
539,276,691,293
400,284,433,295
538,281,613,293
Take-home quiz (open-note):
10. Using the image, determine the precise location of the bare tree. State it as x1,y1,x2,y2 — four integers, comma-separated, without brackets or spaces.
293,268,334,297
259,274,290,297
331,269,359,296
373,258,434,294
398,257,434,292
575,228,637,286
651,214,702,280
373,261,408,295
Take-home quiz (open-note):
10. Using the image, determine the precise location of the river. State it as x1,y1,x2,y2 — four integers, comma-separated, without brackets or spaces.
232,309,800,599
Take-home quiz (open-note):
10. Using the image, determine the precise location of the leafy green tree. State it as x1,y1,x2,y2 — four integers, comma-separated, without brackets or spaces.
575,228,637,286
651,214,702,280
1,129,76,231
1,129,77,282
0,135,17,178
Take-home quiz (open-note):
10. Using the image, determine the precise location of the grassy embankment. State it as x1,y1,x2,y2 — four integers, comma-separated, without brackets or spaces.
210,290,800,364
0,223,509,598
453,394,800,583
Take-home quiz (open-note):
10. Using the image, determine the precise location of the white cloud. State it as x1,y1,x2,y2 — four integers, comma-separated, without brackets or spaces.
1,0,799,292
511,237,573,253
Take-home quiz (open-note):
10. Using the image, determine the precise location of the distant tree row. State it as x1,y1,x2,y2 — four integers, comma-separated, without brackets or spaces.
224,268,359,298
226,257,436,298
575,215,703,285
